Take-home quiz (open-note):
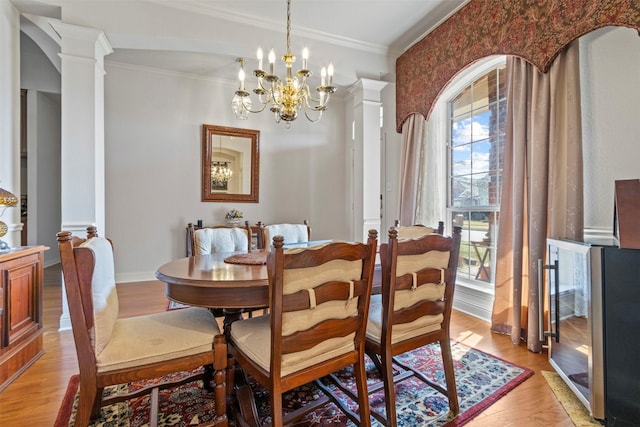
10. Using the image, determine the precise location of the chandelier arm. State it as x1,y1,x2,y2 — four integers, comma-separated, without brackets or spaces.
240,95,271,114
303,88,331,110
303,108,323,123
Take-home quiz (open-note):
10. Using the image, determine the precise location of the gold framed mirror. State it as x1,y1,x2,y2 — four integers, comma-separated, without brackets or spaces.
201,124,259,203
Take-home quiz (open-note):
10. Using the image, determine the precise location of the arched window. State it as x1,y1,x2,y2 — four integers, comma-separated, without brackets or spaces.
421,56,506,288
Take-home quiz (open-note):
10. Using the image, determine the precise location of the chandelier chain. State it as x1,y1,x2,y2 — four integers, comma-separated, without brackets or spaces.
286,0,291,54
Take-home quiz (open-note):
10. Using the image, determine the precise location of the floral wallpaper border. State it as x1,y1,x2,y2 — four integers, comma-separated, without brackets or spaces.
396,0,640,132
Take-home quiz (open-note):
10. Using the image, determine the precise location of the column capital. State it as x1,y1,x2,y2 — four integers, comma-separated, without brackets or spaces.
49,21,113,58
347,78,388,102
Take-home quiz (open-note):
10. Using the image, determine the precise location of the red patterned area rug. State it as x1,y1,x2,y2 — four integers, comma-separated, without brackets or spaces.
55,342,532,426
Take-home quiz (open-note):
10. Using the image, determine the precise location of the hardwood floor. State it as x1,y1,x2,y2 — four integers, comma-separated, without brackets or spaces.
0,264,575,426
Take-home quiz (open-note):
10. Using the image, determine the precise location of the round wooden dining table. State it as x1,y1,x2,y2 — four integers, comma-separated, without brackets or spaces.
155,250,269,330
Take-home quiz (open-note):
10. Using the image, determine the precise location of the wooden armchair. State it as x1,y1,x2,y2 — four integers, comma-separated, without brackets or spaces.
229,231,379,426
361,225,462,426
257,220,311,249
58,227,228,426
186,221,252,256
393,219,444,238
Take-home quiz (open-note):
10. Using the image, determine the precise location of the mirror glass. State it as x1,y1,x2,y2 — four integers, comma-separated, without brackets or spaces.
201,124,259,202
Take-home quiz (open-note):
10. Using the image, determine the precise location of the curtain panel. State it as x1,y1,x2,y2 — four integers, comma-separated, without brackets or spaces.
398,114,425,226
491,43,583,352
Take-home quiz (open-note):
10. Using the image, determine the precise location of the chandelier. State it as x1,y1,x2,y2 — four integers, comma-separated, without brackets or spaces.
231,0,336,126
211,161,232,187
211,137,232,187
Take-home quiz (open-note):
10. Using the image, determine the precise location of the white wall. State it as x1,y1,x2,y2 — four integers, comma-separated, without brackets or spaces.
20,32,60,93
581,26,640,232
28,91,61,266
104,63,350,281
21,30,61,267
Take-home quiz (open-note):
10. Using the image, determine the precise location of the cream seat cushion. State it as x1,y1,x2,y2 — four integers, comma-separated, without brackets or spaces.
97,307,219,372
231,250,362,377
81,237,219,372
397,226,437,239
194,227,249,254
366,250,450,345
264,224,309,247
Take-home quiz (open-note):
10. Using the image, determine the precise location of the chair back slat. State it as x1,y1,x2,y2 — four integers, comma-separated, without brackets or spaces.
281,316,361,354
394,220,445,239
393,268,448,292
282,278,368,312
393,300,447,325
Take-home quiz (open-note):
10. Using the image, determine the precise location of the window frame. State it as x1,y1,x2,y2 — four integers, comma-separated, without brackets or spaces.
430,55,506,292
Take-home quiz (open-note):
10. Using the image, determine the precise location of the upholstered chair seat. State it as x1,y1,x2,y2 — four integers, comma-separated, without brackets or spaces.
96,308,219,372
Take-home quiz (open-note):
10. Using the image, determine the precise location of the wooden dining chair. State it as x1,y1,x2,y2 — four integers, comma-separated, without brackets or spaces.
187,221,252,256
257,220,311,249
364,225,462,426
187,222,266,318
228,231,379,426
393,219,444,238
58,227,228,427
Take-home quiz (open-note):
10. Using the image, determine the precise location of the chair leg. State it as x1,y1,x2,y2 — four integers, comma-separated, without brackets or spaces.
90,386,104,420
74,383,98,427
214,335,229,427
270,387,284,427
440,338,459,417
380,350,398,427
354,357,372,427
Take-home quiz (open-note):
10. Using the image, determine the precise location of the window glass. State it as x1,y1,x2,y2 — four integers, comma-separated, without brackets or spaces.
448,65,506,284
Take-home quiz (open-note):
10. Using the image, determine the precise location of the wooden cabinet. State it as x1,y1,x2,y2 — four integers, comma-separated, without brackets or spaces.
0,246,47,391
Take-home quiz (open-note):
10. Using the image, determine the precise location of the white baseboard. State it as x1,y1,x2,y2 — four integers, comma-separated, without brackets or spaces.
58,312,71,331
453,280,494,322
115,271,158,283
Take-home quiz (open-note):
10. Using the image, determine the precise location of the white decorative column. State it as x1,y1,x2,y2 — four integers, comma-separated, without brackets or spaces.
348,79,387,242
0,0,22,247
49,21,112,330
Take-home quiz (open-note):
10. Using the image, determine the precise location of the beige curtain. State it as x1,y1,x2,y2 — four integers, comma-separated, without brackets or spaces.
491,43,583,352
398,113,425,225
416,107,447,228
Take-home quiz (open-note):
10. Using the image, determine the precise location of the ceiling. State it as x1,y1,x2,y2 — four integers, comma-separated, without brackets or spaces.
13,0,469,88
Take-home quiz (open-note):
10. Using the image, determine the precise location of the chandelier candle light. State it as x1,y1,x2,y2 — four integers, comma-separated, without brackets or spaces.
231,0,336,126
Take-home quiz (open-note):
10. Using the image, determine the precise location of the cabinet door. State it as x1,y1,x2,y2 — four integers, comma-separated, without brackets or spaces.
1,253,41,348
